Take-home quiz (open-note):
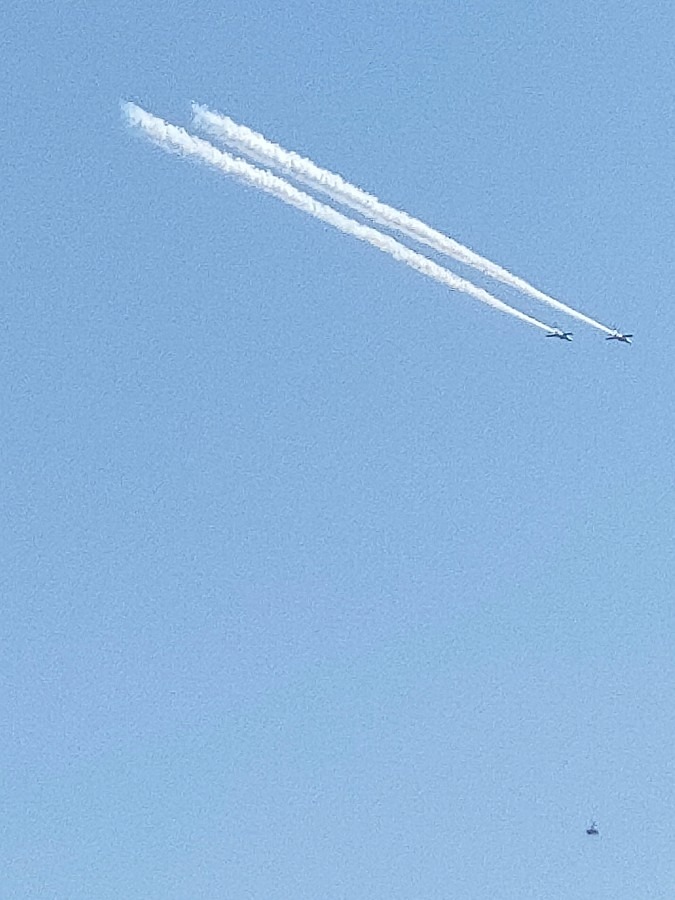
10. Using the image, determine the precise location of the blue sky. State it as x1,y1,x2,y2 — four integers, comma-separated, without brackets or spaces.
3,1,674,897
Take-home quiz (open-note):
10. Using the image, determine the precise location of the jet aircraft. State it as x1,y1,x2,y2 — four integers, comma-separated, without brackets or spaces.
606,330,633,344
546,329,573,341
586,822,599,836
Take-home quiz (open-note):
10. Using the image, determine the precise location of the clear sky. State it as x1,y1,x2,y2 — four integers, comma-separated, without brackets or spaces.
3,1,674,897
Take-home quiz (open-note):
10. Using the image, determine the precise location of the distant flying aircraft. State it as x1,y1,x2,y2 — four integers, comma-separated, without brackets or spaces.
586,821,599,836
546,328,573,341
606,330,633,344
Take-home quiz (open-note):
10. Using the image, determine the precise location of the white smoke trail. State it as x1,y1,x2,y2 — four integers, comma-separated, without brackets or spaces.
193,104,614,336
123,103,554,334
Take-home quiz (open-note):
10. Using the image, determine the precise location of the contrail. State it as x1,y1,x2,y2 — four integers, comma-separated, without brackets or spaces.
193,103,614,335
123,103,554,334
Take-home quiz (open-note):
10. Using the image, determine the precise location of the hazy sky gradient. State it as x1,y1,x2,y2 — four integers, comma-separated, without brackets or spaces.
3,2,674,897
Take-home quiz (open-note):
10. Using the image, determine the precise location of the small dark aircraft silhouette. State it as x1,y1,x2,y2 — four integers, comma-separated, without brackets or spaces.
586,821,599,836
546,328,573,341
606,330,633,344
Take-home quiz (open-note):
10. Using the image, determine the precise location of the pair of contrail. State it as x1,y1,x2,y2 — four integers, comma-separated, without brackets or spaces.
192,104,615,337
124,102,612,337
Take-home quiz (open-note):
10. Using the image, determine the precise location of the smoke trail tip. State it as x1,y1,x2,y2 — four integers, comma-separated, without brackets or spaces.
191,102,214,123
192,103,239,133
121,100,145,127
120,99,136,116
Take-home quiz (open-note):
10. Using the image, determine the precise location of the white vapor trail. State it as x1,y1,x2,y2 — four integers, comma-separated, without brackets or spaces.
123,103,554,334
193,104,613,335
